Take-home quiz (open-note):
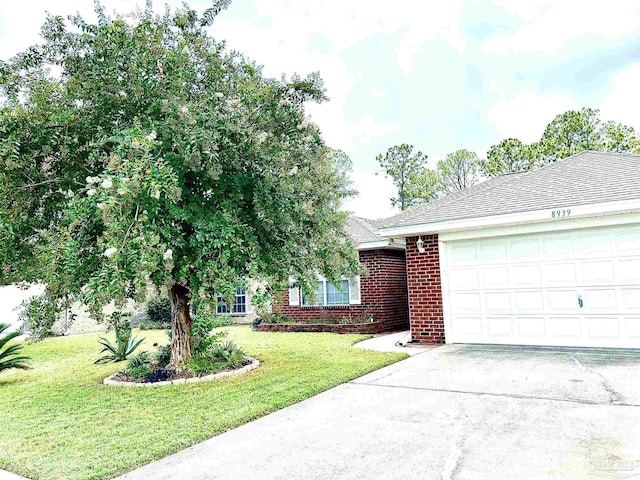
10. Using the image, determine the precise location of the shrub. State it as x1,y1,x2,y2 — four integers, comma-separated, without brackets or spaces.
129,365,150,379
17,294,67,342
260,314,293,325
154,345,172,368
127,351,150,369
146,297,172,325
139,321,171,330
251,317,263,330
94,315,144,364
191,314,227,355
187,356,218,376
0,323,31,374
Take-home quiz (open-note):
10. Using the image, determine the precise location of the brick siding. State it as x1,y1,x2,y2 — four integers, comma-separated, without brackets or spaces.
272,249,409,333
405,235,445,344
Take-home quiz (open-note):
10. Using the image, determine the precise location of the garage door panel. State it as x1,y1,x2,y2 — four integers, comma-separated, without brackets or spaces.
449,244,477,265
542,263,577,285
617,260,640,283
515,317,546,337
541,235,572,258
446,223,640,348
451,293,481,314
514,291,544,311
484,292,511,313
581,261,615,284
453,317,483,337
583,289,617,311
548,290,580,310
511,265,542,287
615,227,640,253
620,289,640,310
449,268,479,289
547,316,582,338
587,317,620,339
625,317,640,339
509,237,540,260
481,266,509,287
485,317,513,337
478,241,507,263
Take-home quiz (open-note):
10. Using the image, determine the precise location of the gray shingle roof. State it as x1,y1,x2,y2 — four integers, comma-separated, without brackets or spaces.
380,151,640,230
346,216,386,244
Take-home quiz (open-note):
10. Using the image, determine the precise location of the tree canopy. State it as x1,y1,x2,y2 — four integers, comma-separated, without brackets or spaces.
375,143,427,210
0,2,359,367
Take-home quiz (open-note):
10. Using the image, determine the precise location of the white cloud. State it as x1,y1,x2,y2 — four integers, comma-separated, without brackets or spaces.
484,1,640,55
342,169,397,220
487,83,577,143
599,63,640,131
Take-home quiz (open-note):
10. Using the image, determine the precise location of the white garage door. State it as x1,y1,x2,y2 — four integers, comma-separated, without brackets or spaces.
445,224,640,348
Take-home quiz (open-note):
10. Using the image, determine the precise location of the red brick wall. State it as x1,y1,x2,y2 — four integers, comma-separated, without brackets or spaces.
272,249,409,332
406,235,444,344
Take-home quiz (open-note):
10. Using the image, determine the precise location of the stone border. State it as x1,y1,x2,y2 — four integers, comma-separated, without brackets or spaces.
103,357,260,387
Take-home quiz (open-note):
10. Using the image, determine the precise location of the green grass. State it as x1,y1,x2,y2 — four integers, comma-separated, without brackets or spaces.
0,326,406,480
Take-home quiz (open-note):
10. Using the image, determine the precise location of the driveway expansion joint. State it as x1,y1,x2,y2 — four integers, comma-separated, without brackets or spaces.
349,381,640,407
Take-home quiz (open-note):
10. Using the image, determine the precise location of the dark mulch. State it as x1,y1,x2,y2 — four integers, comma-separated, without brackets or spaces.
111,357,254,384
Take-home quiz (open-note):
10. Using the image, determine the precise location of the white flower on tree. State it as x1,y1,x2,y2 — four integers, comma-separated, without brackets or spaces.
87,189,97,196
215,92,224,98
103,247,117,258
163,249,173,261
101,178,113,189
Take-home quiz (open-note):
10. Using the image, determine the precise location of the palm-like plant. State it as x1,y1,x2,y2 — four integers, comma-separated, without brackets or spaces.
94,322,144,364
0,323,31,373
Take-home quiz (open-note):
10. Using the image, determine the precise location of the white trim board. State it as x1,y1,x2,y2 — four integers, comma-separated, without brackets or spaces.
379,199,640,238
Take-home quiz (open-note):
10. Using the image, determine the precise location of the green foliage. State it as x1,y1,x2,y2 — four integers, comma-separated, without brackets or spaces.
404,168,441,206
129,364,151,380
376,144,428,210
259,314,293,325
127,351,150,369
479,138,536,177
154,344,172,368
483,108,640,177
94,318,143,364
145,297,171,326
0,323,31,374
16,293,66,342
187,337,245,375
0,2,359,368
436,149,480,195
191,314,228,355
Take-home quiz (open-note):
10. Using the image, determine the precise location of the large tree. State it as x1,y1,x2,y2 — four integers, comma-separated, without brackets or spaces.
436,149,480,194
0,2,359,369
376,143,428,210
479,138,536,177
538,107,639,163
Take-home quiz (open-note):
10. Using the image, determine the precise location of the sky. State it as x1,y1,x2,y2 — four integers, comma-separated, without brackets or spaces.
1,0,640,219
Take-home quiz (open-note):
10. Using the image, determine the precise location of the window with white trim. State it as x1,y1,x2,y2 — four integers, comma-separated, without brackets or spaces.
302,279,350,306
217,288,247,314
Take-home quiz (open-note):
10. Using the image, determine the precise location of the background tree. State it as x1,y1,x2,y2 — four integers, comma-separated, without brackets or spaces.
404,168,441,206
538,107,602,162
480,138,535,177
437,149,480,194
0,2,359,369
600,121,640,153
376,144,428,210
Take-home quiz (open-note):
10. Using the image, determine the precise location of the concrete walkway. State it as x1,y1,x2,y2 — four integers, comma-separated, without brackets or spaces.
116,344,640,480
353,330,429,356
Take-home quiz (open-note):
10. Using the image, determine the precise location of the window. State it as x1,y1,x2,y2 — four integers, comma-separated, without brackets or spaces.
217,289,247,314
303,279,349,306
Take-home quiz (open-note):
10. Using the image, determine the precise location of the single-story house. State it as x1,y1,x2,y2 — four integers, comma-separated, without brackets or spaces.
267,216,409,333
378,151,640,348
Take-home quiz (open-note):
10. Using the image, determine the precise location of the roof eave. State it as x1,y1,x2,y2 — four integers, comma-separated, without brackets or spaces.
378,198,640,238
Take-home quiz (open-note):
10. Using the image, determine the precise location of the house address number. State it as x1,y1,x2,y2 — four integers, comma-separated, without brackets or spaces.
551,209,571,218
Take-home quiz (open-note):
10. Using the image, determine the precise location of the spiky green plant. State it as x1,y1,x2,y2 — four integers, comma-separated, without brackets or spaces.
0,323,31,374
94,322,144,364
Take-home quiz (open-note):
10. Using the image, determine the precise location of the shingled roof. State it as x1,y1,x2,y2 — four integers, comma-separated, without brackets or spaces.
379,151,640,230
346,216,386,244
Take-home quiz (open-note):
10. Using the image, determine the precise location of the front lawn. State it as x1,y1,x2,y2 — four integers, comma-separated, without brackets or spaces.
0,326,405,480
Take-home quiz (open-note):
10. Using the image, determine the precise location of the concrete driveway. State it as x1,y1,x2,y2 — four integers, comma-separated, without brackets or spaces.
118,345,640,480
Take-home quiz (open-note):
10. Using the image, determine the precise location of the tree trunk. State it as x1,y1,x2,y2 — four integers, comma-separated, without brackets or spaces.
169,284,193,371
